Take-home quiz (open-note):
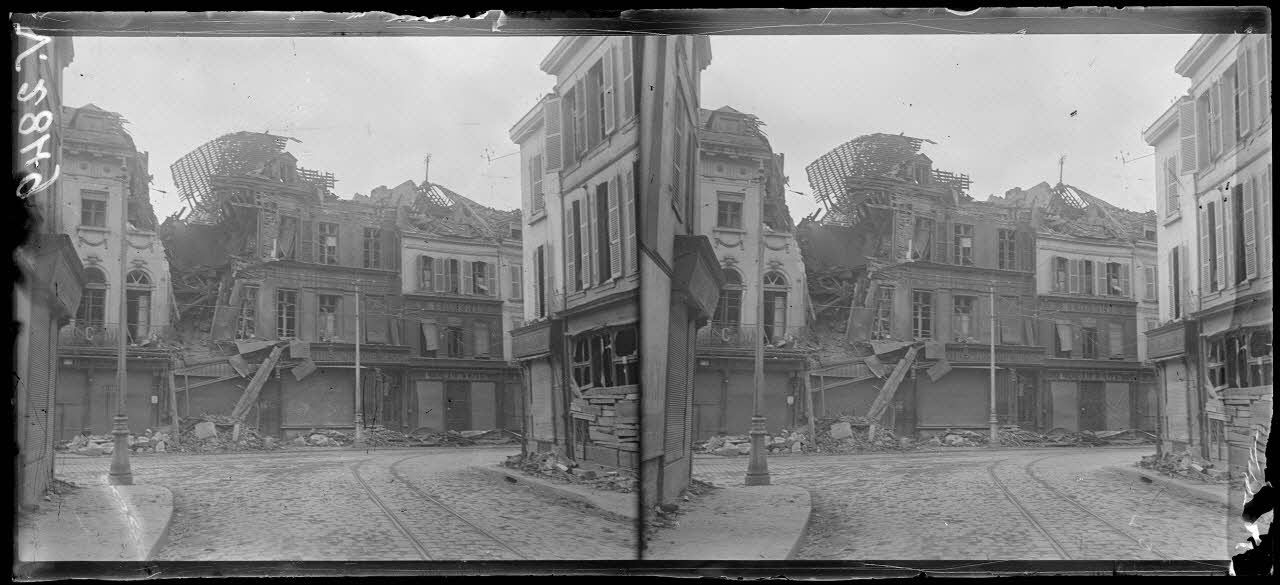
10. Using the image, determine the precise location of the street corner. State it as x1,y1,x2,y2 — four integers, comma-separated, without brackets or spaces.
470,463,640,522
644,482,813,560
16,481,176,563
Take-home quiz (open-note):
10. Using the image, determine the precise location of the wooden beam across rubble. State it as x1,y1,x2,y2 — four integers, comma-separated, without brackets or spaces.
230,344,284,440
863,343,920,423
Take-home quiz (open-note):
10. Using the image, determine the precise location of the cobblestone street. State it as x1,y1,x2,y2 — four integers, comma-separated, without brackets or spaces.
55,447,635,561
694,447,1243,561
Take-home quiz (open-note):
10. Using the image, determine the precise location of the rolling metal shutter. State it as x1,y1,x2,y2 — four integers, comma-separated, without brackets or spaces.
664,303,691,459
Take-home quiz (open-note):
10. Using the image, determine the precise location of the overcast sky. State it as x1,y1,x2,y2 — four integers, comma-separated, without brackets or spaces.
64,34,1195,222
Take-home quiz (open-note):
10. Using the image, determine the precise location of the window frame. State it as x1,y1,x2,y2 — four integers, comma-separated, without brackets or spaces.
953,224,974,266
362,227,382,269
318,222,339,265
275,288,299,339
911,289,934,340
997,228,1016,270
952,294,976,342
80,191,108,228
716,196,744,230
317,293,341,342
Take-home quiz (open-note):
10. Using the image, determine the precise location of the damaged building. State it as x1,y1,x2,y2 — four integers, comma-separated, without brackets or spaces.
990,181,1158,434
692,106,809,440
54,103,175,440
161,132,521,439
799,133,1044,437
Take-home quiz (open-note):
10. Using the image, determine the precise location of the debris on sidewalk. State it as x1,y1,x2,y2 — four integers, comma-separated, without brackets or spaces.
696,428,814,456
57,426,181,456
1139,450,1232,483
176,415,282,452
501,452,638,493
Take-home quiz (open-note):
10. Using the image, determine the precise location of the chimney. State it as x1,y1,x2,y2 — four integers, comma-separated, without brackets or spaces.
423,154,432,186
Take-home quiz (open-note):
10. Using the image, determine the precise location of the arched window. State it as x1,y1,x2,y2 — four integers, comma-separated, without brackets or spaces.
761,271,789,344
763,271,788,288
714,268,743,327
124,269,152,343
76,267,108,328
125,269,151,288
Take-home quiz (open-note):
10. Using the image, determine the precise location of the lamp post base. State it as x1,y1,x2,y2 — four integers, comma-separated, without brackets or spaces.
108,413,133,485
744,415,771,486
989,413,1000,447
353,414,365,445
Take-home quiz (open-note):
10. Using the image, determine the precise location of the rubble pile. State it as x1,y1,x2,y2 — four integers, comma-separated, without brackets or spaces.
1140,450,1231,483
813,416,908,453
178,415,281,452
696,428,813,457
502,452,638,493
407,428,522,447
289,429,355,448
923,429,990,448
58,427,180,456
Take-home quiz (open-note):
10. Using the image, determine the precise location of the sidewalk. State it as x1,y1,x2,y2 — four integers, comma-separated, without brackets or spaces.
643,482,812,560
15,481,175,563
471,464,639,521
1105,463,1230,507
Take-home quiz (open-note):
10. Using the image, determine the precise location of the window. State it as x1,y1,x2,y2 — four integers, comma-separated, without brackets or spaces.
125,270,150,287
1105,262,1127,296
1082,260,1095,295
317,294,340,342
419,255,434,291
534,246,547,318
1233,184,1247,284
672,91,687,217
510,266,523,300
569,200,584,291
318,222,338,265
1170,246,1182,318
714,269,743,326
474,322,491,358
276,216,299,260
620,37,635,121
912,217,934,261
362,228,381,268
1206,338,1226,388
572,337,592,389
595,182,612,283
573,79,587,157
76,267,107,329
1054,323,1072,358
1164,157,1179,215
953,224,974,266
1082,327,1098,359
446,259,461,294
530,154,545,213
1054,257,1069,292
80,191,107,227
1233,59,1248,139
473,261,491,296
997,229,1016,270
872,285,894,340
571,327,639,390
1109,325,1125,359
1144,266,1157,301
592,61,606,144
1206,200,1219,292
717,198,743,229
612,327,639,387
998,296,1024,345
952,295,976,342
276,289,298,339
912,290,934,339
236,285,259,339
444,326,464,357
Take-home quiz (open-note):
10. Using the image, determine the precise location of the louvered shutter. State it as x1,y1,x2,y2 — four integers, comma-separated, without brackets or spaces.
417,256,426,290
1200,204,1212,292
608,175,622,278
663,302,691,458
1168,249,1177,318
935,218,948,265
1068,258,1080,293
1179,100,1197,173
1244,178,1257,279
1254,42,1268,127
475,322,490,357
574,80,587,158
1180,244,1191,313
1016,230,1032,271
1120,263,1131,298
487,265,496,298
565,205,577,291
1071,323,1081,355
621,37,635,120
462,261,474,295
543,244,554,311
581,193,594,287
603,47,616,135
1220,77,1235,152
625,168,637,275
561,92,576,168
532,248,544,318
1238,46,1252,134
298,220,314,262
1217,191,1229,289
433,257,446,292
544,97,563,172
1151,265,1159,301
1263,167,1272,274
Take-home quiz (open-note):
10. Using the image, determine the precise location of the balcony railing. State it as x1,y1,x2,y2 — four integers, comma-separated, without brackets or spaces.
58,322,172,348
696,323,810,349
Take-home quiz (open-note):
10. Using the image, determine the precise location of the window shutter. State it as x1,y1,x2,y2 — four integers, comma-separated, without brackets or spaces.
1179,100,1197,174
462,260,473,295
621,37,635,121
1150,265,1158,301
1200,204,1212,293
542,97,563,172
1071,323,1081,355
1016,230,1032,271
585,68,601,149
1254,42,1269,127
433,257,446,292
608,175,622,278
1110,323,1124,358
574,80,587,157
561,91,576,167
603,48,616,135
1263,166,1272,275
487,265,497,297
581,193,593,287
1220,75,1235,152
1168,249,1177,319
1217,192,1229,289
298,220,314,263
1120,263,1131,298
1237,46,1252,134
565,205,577,291
475,322,490,356
625,168,637,275
532,248,544,318
935,218,948,264
417,256,426,290
1242,178,1257,279
1068,258,1080,293
1179,244,1191,314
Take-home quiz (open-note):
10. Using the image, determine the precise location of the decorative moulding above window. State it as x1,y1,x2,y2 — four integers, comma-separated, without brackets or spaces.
713,235,744,249
77,232,109,247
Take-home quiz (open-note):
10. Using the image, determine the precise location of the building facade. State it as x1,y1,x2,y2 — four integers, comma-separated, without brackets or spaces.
55,103,175,441
509,36,645,475
1143,33,1271,472
692,106,809,440
800,134,1043,437
14,32,82,509
994,182,1159,434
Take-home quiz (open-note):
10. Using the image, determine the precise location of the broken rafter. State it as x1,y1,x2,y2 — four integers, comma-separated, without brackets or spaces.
863,344,920,422
230,345,284,422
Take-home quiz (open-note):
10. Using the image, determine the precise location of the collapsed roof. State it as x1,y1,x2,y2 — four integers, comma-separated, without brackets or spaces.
368,179,520,242
991,182,1156,242
806,133,972,209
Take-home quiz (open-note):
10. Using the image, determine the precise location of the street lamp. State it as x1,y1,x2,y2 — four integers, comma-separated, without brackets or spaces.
745,164,771,486
109,168,134,485
989,282,999,446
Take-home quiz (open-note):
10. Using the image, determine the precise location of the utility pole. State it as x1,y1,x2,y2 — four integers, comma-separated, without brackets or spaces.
109,169,134,485
353,280,365,444
989,282,999,445
745,164,771,486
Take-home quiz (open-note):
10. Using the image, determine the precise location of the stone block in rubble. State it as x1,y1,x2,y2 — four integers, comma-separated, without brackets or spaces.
714,445,739,457
736,443,752,455
830,422,854,440
791,442,803,453
194,421,218,440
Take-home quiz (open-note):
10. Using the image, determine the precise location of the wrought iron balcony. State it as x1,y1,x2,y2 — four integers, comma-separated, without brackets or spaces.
696,323,809,349
58,322,172,348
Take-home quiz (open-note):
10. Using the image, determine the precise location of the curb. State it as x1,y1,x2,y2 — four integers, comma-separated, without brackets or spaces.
471,465,638,521
146,485,177,561
1105,464,1230,508
788,488,814,560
